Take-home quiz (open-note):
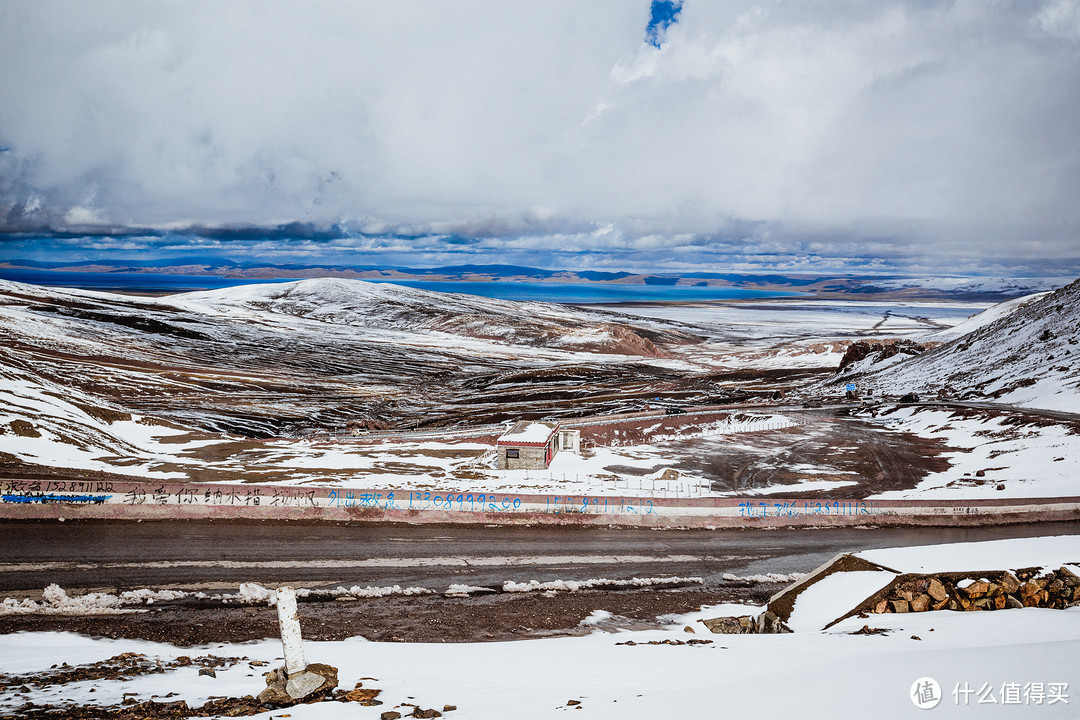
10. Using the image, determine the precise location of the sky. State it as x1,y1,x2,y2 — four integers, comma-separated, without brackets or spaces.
1,0,1080,276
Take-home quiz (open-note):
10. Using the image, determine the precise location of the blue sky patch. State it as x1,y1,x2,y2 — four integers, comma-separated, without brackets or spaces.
646,0,683,48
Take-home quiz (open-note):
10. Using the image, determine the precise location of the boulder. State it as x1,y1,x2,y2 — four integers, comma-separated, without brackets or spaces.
889,600,909,613
910,594,931,612
257,682,292,706
285,671,326,700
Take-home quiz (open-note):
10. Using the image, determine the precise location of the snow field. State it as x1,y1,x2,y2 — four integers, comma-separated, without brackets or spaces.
1,537,1078,717
1,604,1077,718
867,407,1080,499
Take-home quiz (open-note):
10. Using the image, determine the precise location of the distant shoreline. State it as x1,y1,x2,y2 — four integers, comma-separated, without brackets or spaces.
0,266,1039,304
0,268,805,304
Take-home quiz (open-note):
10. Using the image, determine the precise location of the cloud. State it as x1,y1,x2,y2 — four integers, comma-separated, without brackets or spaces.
0,0,1078,273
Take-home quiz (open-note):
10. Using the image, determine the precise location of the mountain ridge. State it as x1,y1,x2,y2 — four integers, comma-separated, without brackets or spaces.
832,278,1080,411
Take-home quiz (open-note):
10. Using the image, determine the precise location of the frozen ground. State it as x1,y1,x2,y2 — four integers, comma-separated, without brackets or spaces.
1,536,1077,718
861,406,1080,499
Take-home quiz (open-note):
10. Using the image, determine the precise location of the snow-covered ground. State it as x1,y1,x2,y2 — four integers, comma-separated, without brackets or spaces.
864,407,1080,499
0,393,796,497
2,537,1077,718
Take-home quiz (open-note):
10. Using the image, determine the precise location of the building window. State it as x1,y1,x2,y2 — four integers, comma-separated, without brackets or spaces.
505,449,519,459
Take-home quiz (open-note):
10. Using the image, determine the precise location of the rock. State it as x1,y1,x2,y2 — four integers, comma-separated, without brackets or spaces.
700,616,747,634
993,595,1007,610
285,671,326,700
837,340,926,371
960,580,990,598
998,572,1021,595
931,598,950,611
413,709,442,718
683,625,695,634
257,682,292,706
567,700,581,706
305,663,339,692
264,667,285,686
443,706,457,712
910,594,931,612
199,668,216,678
755,610,790,634
345,685,383,706
889,599,909,613
381,713,402,720
1006,595,1024,609
927,578,948,602
873,599,888,614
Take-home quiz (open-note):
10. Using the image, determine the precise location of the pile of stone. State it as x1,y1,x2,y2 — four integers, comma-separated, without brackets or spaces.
872,566,1080,615
258,662,338,706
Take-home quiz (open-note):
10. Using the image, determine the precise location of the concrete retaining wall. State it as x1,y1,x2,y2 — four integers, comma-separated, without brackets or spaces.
2,478,1079,528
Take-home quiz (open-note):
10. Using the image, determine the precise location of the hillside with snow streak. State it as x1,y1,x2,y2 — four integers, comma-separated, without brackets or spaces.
832,278,1080,411
0,278,713,438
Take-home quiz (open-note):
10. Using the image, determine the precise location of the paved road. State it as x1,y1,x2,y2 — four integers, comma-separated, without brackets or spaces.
3,520,1079,594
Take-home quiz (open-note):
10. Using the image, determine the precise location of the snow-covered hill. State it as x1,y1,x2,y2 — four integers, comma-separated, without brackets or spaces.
928,291,1051,342
0,278,712,440
170,278,696,355
833,278,1080,411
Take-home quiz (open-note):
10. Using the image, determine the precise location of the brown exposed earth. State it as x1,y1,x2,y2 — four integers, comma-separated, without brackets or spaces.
0,584,775,646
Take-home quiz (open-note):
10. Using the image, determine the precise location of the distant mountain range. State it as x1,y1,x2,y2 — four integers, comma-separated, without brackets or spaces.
0,259,1067,299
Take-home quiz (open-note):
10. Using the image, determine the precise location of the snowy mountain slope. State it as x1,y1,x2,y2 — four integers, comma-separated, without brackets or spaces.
832,277,1080,411
928,291,1051,342
170,278,697,355
0,279,718,438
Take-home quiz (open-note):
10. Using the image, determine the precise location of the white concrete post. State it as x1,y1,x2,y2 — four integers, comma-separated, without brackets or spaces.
276,586,307,677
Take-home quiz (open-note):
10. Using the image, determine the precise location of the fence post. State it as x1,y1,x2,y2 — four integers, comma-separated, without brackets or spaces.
277,586,306,678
